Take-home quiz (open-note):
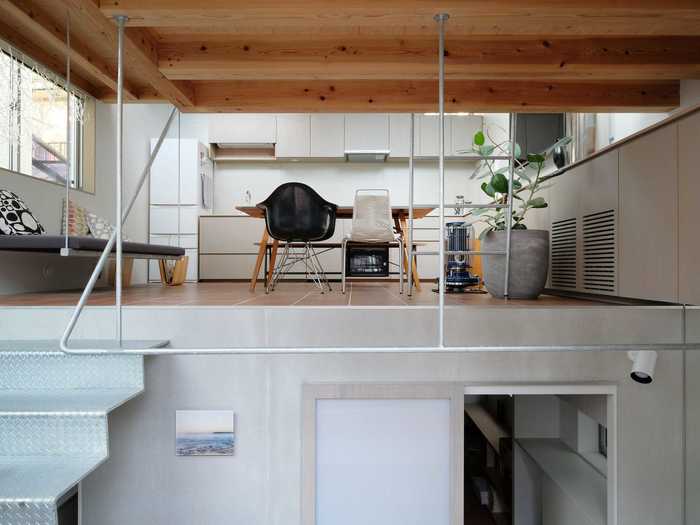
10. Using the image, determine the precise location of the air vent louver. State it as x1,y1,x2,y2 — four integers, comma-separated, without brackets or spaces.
582,210,616,293
551,217,577,289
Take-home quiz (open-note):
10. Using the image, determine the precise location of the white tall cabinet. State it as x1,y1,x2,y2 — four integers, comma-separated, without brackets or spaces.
149,138,213,282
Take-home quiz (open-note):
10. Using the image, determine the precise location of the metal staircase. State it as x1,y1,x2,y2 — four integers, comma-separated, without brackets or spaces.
0,341,144,524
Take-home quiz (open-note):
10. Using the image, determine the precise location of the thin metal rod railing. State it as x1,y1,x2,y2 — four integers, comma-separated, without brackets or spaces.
435,13,448,347
115,15,126,343
504,113,517,298
408,113,415,296
63,10,71,251
59,343,700,356
60,106,178,353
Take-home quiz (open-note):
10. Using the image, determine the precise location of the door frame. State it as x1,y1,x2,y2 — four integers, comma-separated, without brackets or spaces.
301,382,465,525
463,383,618,525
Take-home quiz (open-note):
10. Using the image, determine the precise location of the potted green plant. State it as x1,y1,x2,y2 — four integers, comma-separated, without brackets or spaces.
470,130,571,299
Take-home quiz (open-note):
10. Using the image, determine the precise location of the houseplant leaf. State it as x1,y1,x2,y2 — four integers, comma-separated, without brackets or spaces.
474,130,485,146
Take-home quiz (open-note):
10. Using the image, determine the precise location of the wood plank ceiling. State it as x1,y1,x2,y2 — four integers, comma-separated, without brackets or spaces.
2,0,700,112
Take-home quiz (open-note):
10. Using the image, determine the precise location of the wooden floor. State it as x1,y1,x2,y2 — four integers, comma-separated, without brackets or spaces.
0,282,607,308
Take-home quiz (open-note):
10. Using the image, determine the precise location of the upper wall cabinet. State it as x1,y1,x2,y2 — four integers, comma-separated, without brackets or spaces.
388,114,419,158
310,114,345,158
275,114,310,158
344,114,390,151
678,112,700,304
208,114,277,144
619,125,678,302
450,115,483,157
417,114,452,157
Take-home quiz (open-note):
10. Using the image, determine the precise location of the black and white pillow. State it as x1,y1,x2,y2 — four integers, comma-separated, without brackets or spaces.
0,190,45,235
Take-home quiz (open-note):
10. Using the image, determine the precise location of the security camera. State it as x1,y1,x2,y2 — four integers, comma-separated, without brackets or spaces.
627,351,657,384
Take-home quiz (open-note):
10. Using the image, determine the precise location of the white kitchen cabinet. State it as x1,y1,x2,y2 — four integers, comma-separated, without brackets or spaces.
208,114,276,144
178,206,199,235
388,114,419,158
450,115,483,157
149,139,179,204
200,254,262,280
619,125,678,302
150,138,212,208
417,114,452,158
344,114,389,151
678,112,700,304
199,216,262,254
276,114,310,158
148,139,211,283
149,206,179,235
310,114,345,158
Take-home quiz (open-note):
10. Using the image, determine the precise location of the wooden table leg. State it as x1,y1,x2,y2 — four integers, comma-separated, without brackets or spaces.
250,228,269,291
267,239,280,287
396,217,421,291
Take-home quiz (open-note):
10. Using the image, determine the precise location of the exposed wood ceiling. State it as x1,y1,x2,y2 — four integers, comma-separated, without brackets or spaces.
2,0,700,112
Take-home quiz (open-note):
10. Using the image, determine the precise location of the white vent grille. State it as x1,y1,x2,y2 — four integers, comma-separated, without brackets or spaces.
551,217,577,289
582,209,616,293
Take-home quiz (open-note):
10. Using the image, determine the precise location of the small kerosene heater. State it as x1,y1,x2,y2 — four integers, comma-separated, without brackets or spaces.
443,221,480,292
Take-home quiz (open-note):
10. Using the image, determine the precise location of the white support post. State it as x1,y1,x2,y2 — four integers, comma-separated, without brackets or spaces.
115,15,127,344
435,13,449,347
504,113,517,298
64,11,71,251
408,113,415,297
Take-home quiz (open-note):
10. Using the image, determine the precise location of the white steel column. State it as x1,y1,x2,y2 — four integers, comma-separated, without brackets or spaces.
115,15,127,344
435,13,448,347
408,113,415,297
504,114,517,298
63,11,71,251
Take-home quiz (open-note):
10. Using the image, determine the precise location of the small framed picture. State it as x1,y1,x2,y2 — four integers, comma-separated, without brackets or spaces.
175,410,235,456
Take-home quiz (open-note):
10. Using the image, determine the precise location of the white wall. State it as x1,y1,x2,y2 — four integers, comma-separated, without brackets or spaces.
78,349,687,525
0,104,115,293
681,80,700,108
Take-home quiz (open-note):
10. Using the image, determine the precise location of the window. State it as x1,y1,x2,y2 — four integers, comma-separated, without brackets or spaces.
0,42,94,192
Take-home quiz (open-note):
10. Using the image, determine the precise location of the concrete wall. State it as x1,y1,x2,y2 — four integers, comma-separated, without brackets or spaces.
79,349,688,525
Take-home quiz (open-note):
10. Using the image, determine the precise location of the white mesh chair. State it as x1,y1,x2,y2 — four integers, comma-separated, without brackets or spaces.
342,189,403,294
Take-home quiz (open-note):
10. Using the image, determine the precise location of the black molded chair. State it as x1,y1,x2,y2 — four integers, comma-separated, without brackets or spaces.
257,183,338,293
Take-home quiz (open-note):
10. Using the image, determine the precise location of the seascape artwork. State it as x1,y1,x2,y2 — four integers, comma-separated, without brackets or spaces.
175,410,235,456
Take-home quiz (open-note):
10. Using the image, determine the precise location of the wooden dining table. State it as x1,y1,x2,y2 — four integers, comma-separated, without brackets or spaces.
235,205,436,291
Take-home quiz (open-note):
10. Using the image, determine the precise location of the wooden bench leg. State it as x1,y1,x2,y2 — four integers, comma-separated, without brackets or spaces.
159,256,189,286
108,258,134,288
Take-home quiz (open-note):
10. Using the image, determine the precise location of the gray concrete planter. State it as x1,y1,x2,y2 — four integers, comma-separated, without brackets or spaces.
481,229,549,299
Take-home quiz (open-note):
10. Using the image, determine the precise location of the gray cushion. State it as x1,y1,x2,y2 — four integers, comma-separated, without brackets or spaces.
0,235,185,257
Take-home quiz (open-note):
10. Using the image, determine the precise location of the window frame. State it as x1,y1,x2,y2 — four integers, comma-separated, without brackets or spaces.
0,39,96,195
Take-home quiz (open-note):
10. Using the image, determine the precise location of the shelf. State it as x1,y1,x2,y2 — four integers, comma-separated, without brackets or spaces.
465,403,510,453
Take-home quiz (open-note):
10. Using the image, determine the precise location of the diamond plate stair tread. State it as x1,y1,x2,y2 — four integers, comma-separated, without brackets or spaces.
0,456,104,502
0,340,169,352
0,388,143,413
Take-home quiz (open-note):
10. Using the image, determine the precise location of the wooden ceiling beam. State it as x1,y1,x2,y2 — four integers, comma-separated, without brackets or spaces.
158,36,700,81
99,1,700,36
189,79,679,113
58,0,195,107
0,0,138,100
0,18,100,97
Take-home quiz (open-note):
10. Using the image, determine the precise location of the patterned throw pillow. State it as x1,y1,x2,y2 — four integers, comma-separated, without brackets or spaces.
61,199,91,236
86,212,115,239
0,189,45,235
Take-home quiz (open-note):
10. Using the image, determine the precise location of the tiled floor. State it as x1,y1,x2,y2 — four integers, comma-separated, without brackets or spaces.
0,281,605,307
